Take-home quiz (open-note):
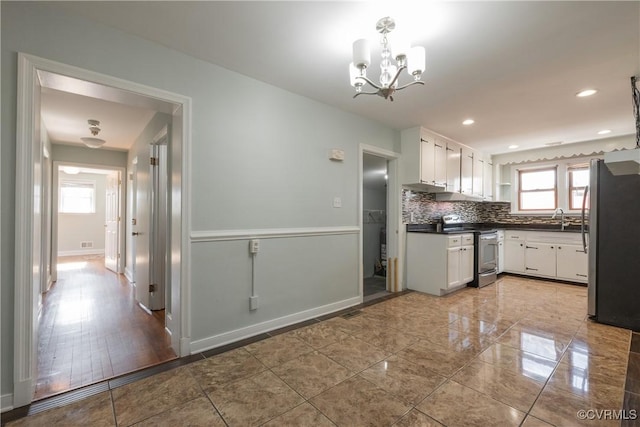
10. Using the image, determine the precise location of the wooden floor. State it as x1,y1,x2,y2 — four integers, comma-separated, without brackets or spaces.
35,255,176,400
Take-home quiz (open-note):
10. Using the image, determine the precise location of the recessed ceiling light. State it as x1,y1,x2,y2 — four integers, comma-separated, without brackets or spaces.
576,89,598,97
462,119,475,126
508,144,519,149
544,141,564,146
597,129,612,135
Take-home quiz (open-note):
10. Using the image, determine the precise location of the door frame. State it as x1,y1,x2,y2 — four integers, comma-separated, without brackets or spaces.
51,162,126,280
14,53,192,407
358,144,402,298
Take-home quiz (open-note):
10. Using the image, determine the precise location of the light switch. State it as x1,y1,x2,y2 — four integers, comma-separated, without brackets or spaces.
329,149,345,161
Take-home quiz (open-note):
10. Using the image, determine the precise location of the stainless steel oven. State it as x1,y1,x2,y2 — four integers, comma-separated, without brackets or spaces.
472,230,498,287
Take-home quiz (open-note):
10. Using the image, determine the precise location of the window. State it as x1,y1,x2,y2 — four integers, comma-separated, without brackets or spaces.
568,164,590,210
518,167,557,211
59,180,96,213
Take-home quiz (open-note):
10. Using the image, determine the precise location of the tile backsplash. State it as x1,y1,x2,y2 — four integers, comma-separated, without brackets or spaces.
402,189,582,226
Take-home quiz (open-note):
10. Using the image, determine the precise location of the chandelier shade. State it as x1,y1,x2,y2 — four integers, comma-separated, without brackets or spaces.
349,17,425,101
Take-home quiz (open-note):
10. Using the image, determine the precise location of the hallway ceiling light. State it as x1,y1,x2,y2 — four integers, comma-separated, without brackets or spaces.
62,166,80,175
597,129,612,135
462,119,475,126
81,119,106,148
350,17,425,101
576,88,598,97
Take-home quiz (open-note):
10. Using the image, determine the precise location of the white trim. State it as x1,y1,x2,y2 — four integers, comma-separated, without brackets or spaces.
124,266,134,283
190,226,359,243
190,296,361,354
14,53,192,408
1,393,14,413
57,249,105,257
359,144,402,294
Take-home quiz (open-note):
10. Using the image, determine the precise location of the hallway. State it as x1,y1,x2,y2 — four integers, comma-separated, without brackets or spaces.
35,255,176,400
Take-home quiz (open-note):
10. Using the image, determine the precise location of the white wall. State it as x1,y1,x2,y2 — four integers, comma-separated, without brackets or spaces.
57,172,107,255
1,2,399,400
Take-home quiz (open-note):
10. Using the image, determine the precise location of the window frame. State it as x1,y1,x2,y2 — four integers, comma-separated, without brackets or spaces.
58,179,97,214
567,163,590,210
517,166,558,212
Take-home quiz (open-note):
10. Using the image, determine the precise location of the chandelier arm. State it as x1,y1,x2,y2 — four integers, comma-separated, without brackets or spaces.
395,80,425,91
388,65,406,89
356,75,383,90
353,91,381,98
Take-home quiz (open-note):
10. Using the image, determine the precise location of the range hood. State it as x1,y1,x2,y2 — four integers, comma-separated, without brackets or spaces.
604,148,640,175
435,192,484,202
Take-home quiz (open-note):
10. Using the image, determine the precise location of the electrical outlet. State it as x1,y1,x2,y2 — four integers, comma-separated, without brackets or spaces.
250,295,259,310
333,197,342,208
249,239,260,254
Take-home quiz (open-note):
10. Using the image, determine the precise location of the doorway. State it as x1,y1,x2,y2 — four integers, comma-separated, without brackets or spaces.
362,153,390,301
14,53,191,407
360,145,401,303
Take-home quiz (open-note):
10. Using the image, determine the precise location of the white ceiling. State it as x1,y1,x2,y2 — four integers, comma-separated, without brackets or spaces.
52,1,639,154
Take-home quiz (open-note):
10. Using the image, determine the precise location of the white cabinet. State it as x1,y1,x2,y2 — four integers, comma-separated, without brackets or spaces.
446,141,461,193
461,147,474,195
472,155,484,197
434,139,447,187
557,244,588,283
503,230,587,283
524,242,556,277
504,232,525,273
483,159,493,201
497,230,505,274
406,233,474,296
401,127,445,189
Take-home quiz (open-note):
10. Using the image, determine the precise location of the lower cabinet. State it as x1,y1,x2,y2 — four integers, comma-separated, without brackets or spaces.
503,230,588,283
556,244,588,283
524,242,556,277
407,233,475,296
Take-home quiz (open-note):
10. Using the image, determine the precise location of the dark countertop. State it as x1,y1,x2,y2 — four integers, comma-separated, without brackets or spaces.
406,223,585,234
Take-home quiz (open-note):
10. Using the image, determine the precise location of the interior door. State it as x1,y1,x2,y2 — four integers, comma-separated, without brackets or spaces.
134,152,151,310
104,171,120,272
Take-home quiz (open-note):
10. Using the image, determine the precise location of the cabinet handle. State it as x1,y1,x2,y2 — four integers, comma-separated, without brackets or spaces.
526,267,539,271
550,246,554,249
558,246,562,250
576,249,585,253
519,243,523,247
526,246,538,249
576,274,587,277
435,143,443,148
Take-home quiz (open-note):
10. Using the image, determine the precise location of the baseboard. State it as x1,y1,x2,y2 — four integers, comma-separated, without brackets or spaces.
1,393,14,413
190,296,361,354
58,249,105,257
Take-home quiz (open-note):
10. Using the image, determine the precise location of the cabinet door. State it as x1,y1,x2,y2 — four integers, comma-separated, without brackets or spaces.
497,241,504,274
504,240,525,273
447,247,461,288
472,156,484,197
446,142,461,192
483,160,493,201
525,242,556,277
557,244,588,282
420,138,435,184
461,245,475,283
460,147,474,194
434,140,447,187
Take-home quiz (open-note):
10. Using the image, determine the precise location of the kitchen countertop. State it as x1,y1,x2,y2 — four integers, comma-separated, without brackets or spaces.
406,223,585,234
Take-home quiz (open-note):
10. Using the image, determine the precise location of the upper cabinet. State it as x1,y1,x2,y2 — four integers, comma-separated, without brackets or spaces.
401,126,493,201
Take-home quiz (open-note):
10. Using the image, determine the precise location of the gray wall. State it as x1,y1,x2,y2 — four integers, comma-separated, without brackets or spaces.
52,144,128,168
1,2,399,400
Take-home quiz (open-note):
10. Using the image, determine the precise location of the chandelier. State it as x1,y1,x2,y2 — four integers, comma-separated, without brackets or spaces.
349,17,425,101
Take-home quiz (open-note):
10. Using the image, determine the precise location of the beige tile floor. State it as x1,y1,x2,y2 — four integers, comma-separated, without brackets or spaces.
5,275,634,426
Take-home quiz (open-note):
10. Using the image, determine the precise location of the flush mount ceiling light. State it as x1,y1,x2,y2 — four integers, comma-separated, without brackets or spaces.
349,17,425,101
462,119,475,126
508,144,519,149
62,166,80,175
576,88,598,97
597,129,612,135
80,119,106,148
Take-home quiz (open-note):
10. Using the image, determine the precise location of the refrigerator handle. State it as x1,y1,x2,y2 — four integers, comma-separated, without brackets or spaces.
581,185,589,254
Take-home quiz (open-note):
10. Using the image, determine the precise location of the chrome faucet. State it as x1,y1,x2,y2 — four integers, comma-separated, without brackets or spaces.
552,208,568,231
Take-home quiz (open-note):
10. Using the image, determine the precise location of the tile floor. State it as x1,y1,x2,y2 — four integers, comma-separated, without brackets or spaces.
4,275,639,426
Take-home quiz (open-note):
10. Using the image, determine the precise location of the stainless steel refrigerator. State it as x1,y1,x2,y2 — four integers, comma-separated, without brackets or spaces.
586,158,640,331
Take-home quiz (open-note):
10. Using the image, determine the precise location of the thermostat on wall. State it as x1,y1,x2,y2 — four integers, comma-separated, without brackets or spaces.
329,149,345,161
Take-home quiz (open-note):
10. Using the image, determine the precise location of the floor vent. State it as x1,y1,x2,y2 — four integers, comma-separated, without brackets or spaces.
81,241,93,248
341,310,363,319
